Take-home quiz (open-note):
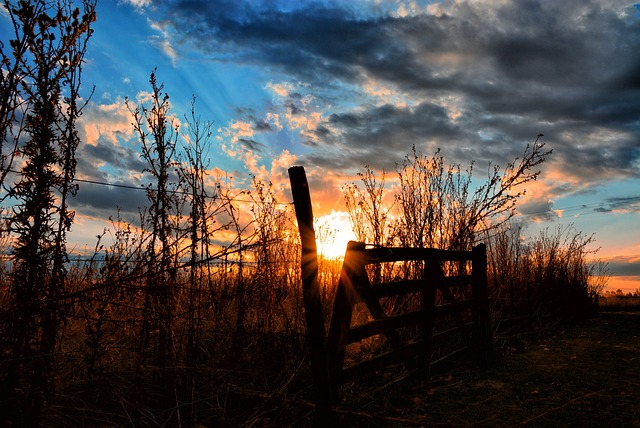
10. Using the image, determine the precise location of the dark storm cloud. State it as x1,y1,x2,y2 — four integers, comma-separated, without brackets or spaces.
234,109,276,133
154,0,640,180
73,181,150,218
81,138,147,173
72,137,150,218
157,1,439,89
285,100,304,115
605,256,640,277
551,134,640,181
320,101,463,168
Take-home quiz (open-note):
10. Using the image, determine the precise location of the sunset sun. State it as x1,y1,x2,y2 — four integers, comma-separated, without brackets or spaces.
315,211,357,260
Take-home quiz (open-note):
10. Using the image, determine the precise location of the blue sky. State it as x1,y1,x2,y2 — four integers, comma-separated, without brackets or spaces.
2,0,639,290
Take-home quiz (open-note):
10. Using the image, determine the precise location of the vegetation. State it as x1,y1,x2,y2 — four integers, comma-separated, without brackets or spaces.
598,289,640,311
0,1,609,426
342,141,605,330
0,0,96,424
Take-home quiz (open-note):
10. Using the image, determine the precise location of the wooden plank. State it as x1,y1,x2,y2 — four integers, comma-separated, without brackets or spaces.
328,242,415,390
363,279,430,298
339,341,425,383
431,322,474,342
344,242,406,350
364,275,473,299
360,246,474,264
346,309,428,343
326,241,369,401
433,299,474,316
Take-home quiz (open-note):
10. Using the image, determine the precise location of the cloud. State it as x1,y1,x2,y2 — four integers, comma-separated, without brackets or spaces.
603,255,640,277
148,1,639,182
72,99,163,219
253,120,272,132
266,81,295,98
238,138,265,152
599,196,640,214
224,120,255,143
120,0,639,219
80,139,147,175
72,181,150,219
121,0,152,8
517,197,558,223
75,100,147,179
148,19,179,65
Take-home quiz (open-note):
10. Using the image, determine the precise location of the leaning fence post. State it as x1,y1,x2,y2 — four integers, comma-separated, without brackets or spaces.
288,166,331,423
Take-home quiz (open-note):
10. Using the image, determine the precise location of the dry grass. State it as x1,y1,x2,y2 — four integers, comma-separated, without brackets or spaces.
599,295,640,311
75,310,638,427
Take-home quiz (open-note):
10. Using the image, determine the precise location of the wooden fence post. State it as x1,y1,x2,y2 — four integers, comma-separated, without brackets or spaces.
420,260,440,374
472,243,496,367
287,166,331,424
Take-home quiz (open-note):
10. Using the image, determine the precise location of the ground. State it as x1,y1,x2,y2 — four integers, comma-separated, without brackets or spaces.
332,310,640,427
203,311,640,426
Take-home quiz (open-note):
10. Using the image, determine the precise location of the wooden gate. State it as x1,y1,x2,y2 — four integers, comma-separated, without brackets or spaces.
288,166,495,422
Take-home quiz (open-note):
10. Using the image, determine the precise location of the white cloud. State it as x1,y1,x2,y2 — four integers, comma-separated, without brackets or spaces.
266,113,283,131
148,19,179,66
266,81,295,98
396,1,420,17
78,100,133,148
225,120,255,143
120,0,152,8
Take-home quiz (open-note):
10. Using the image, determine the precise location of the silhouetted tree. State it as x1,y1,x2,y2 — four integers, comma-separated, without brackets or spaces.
248,176,294,330
127,70,180,369
394,135,549,251
219,178,251,361
343,165,390,282
0,1,31,187
179,97,215,367
343,165,390,247
0,0,95,424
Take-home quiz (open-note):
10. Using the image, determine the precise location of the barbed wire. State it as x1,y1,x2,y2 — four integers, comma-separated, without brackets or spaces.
4,169,630,219
2,168,294,206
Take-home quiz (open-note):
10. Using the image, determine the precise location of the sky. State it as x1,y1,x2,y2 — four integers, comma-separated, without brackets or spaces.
2,0,640,291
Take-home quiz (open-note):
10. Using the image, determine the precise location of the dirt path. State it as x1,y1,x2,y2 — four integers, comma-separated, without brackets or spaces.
338,311,640,427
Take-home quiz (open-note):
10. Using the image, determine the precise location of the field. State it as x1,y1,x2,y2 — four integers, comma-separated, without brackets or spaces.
212,310,640,427
598,295,640,311
329,310,640,427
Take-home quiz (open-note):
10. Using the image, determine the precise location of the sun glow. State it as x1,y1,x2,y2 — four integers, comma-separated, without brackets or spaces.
315,211,357,260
